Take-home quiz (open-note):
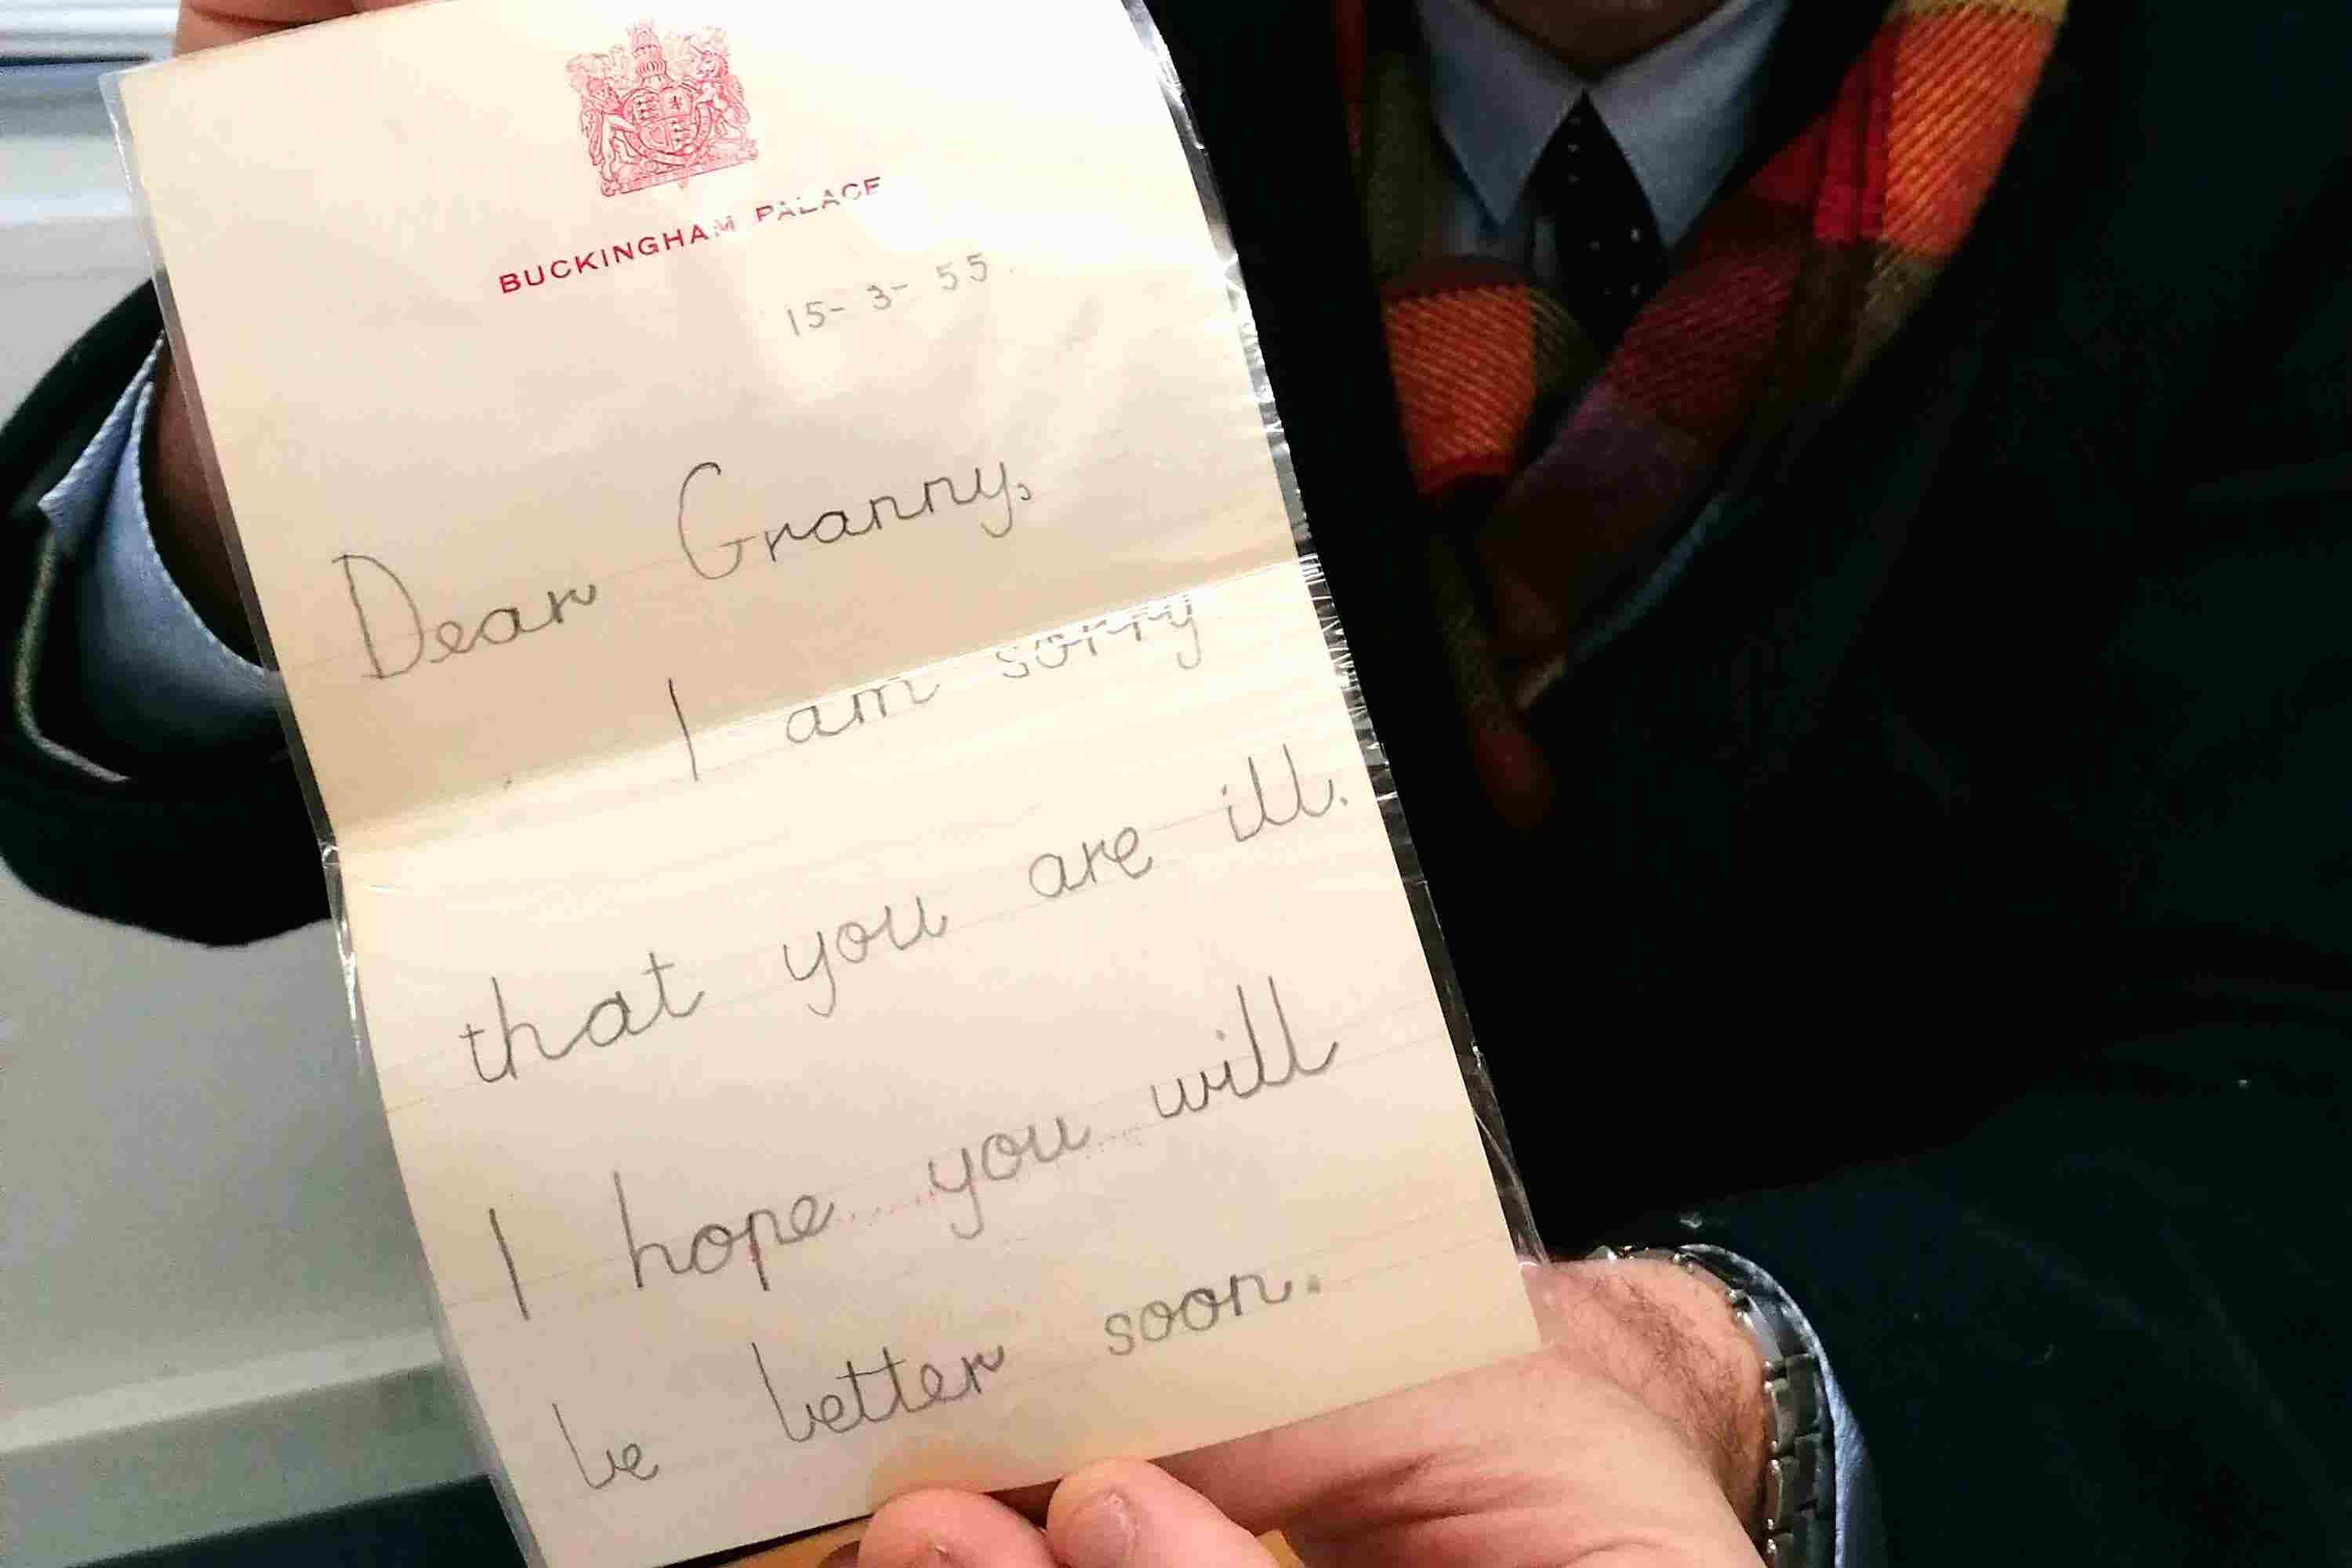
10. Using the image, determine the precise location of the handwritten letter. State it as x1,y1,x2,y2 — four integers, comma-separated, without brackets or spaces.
114,2,1537,1564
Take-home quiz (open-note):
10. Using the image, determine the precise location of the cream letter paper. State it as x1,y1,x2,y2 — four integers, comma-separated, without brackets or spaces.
114,2,1537,1563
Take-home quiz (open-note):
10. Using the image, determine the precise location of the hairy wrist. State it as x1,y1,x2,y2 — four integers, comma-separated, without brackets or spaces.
1532,1258,1769,1534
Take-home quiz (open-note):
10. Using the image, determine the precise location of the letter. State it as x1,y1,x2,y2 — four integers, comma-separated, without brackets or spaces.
864,176,882,195
996,648,1031,680
476,607,524,646
570,993,632,1052
1036,632,1072,670
551,259,572,280
574,251,601,272
643,952,705,1023
1201,1059,1236,1102
639,234,659,253
876,1346,916,1415
1268,976,1340,1076
821,192,839,210
1105,1312,1137,1356
662,228,687,250
713,215,737,234
1180,1287,1223,1332
889,895,946,949
1029,851,1073,900
1140,1301,1175,1342
849,684,899,725
335,553,426,680
463,1022,513,1086
752,1342,816,1443
499,273,521,294
1036,1116,1090,1162
815,1392,856,1434
430,619,472,662
522,264,547,287
552,1403,617,1490
782,934,837,1018
1229,1272,1292,1314
918,1360,952,1400
489,1207,530,1319
958,1345,1005,1394
538,583,597,627
1250,754,1294,829
786,704,822,745
1172,594,1203,670
744,1198,837,1289
690,223,711,244
1222,771,1267,843
492,976,543,1071
615,1171,681,1288
613,238,637,260
928,1148,984,1240
755,204,775,223
1285,743,1337,819
1233,984,1274,1094
689,1222,736,1275
677,461,750,581
979,1130,1027,1183
834,917,872,966
1109,826,1155,880
971,463,1017,539
838,1354,883,1424
616,1444,658,1481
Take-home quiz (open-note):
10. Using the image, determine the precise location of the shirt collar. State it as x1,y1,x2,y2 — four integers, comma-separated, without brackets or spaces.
1414,0,1791,249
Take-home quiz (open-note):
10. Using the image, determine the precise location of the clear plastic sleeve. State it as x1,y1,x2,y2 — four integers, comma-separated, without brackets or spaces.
106,2,1543,1561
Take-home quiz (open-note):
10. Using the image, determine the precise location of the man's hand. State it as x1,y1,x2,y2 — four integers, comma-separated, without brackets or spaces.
143,1,423,653
852,1259,1769,1568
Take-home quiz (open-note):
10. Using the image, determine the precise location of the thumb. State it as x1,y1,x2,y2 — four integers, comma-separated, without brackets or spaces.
1047,1460,1277,1568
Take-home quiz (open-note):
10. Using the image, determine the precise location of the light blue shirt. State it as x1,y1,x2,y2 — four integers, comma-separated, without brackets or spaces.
1416,0,1790,274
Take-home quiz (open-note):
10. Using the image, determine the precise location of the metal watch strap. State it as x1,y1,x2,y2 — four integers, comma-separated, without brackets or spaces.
1588,1245,1833,1568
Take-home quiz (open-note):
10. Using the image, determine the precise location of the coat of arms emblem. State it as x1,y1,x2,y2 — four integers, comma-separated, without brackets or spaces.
568,22,757,198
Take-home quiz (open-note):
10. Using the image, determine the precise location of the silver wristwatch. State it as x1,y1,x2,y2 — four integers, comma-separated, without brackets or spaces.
1588,1245,1833,1568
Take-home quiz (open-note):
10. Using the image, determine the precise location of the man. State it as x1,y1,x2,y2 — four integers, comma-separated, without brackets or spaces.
4,2,2346,1566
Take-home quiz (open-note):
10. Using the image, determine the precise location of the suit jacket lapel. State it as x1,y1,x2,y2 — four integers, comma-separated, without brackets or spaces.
1142,0,1505,878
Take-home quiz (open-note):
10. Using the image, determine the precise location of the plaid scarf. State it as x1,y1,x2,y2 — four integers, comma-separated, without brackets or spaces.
1336,0,2067,822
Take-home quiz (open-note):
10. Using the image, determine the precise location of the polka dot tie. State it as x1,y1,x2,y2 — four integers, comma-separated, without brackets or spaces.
1529,93,1668,353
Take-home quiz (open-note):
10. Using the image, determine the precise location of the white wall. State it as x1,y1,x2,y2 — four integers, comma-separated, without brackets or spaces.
1,61,478,1566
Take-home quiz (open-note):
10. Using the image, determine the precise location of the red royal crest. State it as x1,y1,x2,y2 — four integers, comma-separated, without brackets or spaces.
568,22,757,198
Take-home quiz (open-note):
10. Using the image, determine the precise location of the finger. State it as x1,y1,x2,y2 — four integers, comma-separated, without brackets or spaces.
178,0,416,55
858,1488,1054,1568
1047,1460,1278,1568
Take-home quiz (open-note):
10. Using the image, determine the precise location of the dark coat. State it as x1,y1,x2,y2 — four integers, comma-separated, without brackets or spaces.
5,3,2346,1561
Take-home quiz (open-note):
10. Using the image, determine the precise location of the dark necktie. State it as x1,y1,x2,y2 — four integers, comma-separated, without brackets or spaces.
1528,94,1668,353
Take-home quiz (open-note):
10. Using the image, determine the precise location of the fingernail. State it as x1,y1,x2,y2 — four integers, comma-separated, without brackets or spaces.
1059,1490,1134,1568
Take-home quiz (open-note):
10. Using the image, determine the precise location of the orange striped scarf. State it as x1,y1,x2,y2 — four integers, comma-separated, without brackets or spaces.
1337,0,2067,822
